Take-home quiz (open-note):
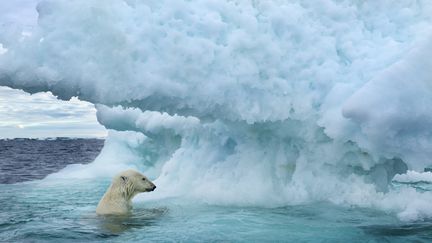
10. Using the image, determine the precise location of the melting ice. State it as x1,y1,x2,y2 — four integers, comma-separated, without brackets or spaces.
2,0,432,221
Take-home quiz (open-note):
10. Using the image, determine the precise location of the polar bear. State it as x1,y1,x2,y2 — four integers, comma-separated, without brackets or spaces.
96,169,156,215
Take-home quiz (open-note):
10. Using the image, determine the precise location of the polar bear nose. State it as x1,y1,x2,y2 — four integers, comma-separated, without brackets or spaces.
150,185,156,191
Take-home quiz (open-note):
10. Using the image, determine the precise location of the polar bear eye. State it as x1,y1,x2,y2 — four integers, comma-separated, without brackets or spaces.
142,178,146,181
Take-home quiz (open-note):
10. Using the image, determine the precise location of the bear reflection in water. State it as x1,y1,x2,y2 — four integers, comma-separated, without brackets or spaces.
97,208,169,235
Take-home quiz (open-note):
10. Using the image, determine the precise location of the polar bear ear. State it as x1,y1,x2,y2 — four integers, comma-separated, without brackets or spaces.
120,176,128,182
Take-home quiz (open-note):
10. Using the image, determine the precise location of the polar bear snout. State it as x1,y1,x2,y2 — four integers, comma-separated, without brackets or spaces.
149,185,157,192
145,182,156,192
140,179,156,192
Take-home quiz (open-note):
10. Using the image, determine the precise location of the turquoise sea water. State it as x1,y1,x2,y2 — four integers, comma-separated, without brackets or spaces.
1,139,432,242
1,179,432,242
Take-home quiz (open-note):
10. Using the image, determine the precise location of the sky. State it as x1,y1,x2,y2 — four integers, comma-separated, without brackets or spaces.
0,0,107,138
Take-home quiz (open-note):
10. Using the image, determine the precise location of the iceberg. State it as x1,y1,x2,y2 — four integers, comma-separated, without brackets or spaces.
2,0,432,220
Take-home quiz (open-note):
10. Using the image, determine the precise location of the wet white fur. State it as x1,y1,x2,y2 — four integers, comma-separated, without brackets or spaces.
96,169,155,215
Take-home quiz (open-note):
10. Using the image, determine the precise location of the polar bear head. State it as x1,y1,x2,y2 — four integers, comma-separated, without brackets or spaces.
117,169,156,198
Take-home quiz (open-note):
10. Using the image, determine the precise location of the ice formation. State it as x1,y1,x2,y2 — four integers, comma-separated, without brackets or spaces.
2,0,432,220
393,170,432,184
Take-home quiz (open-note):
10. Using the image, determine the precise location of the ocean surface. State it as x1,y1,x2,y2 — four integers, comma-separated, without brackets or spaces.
0,138,104,184
0,138,432,242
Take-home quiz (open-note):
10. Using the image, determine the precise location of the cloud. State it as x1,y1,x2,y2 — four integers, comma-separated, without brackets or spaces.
0,86,106,138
